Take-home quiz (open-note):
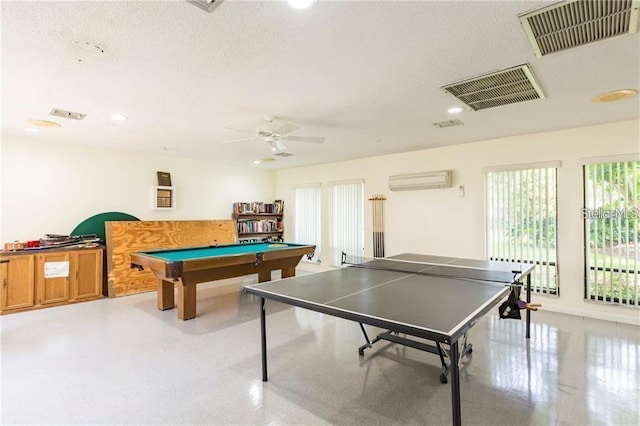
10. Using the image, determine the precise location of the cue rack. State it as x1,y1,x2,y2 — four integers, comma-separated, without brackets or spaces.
369,194,386,258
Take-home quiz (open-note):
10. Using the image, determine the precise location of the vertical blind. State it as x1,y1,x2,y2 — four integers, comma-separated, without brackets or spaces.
328,179,364,266
583,160,639,306
485,165,559,294
293,184,321,263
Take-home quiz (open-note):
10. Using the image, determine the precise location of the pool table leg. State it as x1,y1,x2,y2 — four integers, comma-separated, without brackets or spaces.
258,271,271,283
177,282,197,320
281,267,296,279
158,280,175,311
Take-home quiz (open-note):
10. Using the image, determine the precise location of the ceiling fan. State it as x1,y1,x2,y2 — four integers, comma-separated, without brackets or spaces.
220,115,325,152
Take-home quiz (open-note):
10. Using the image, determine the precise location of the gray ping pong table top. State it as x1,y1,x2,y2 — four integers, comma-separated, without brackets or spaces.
244,253,534,342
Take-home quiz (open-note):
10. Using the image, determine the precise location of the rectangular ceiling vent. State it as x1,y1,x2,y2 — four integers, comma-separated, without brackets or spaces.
433,119,463,128
274,152,293,157
440,64,546,111
49,108,87,120
519,0,640,57
186,0,223,13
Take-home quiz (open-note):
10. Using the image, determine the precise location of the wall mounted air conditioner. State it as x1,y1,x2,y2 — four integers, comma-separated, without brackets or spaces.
388,170,452,191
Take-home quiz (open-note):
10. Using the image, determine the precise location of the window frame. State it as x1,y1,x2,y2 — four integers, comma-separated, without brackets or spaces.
327,179,364,267
293,183,322,263
484,162,561,295
582,155,639,306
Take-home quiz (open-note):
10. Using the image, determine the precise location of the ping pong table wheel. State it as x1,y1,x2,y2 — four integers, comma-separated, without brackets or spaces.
439,373,448,384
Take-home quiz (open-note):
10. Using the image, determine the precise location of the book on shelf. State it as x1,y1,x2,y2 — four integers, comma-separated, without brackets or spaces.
237,219,279,234
233,200,284,215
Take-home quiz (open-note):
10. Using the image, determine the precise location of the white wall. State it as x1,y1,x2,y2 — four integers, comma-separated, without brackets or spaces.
1,135,276,243
277,120,640,325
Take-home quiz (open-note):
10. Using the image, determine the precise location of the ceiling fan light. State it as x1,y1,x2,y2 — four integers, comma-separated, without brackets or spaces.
592,89,637,103
272,140,287,152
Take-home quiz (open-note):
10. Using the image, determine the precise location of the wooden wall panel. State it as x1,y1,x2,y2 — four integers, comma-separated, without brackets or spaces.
105,220,237,297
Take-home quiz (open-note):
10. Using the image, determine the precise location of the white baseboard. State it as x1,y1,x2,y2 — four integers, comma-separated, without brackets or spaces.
297,261,333,274
540,302,640,326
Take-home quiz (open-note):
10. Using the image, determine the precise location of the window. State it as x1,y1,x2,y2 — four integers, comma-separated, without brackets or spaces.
583,158,639,306
328,179,364,266
485,163,560,294
293,184,321,263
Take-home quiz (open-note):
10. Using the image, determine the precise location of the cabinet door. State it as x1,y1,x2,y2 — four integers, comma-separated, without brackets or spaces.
36,252,70,305
0,255,35,311
70,249,103,300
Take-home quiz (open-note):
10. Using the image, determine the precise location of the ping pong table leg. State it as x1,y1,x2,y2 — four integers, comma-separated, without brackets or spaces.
450,340,462,426
526,274,532,339
260,297,268,382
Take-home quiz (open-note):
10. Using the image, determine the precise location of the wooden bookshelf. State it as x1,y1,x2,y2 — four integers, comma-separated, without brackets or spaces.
232,201,284,243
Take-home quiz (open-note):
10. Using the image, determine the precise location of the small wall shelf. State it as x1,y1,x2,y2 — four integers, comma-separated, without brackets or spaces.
152,186,175,210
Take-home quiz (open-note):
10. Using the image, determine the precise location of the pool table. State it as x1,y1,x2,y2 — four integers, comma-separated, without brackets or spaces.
130,242,315,320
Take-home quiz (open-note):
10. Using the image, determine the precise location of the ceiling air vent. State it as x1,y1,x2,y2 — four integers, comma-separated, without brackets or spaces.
433,119,463,128
519,0,640,57
274,152,293,157
49,108,87,120
441,64,545,111
186,0,223,13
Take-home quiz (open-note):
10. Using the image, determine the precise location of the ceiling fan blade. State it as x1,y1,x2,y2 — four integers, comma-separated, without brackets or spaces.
270,121,299,135
220,136,260,144
221,126,254,134
282,135,325,143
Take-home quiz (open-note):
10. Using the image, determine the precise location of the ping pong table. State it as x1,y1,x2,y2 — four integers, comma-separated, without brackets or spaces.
244,253,535,426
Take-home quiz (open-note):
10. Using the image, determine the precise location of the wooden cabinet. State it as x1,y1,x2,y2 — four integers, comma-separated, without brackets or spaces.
0,254,35,311
1,247,103,314
232,201,284,243
70,248,102,300
36,251,70,305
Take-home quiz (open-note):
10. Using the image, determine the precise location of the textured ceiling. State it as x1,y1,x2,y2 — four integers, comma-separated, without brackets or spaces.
2,0,639,169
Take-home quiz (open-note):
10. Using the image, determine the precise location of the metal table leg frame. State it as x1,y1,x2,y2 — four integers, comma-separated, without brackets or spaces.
358,323,374,355
260,298,268,382
438,333,472,384
450,340,462,426
526,274,532,339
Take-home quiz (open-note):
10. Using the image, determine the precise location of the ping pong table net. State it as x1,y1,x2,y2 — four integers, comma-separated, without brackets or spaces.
341,253,526,285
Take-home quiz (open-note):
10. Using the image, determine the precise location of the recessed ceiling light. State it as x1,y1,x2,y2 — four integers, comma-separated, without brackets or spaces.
111,114,128,121
592,89,637,103
24,127,40,133
288,0,317,10
27,119,61,128
253,160,261,164
447,106,463,114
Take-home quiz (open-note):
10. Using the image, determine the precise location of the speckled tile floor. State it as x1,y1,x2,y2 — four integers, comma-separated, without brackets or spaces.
1,271,639,425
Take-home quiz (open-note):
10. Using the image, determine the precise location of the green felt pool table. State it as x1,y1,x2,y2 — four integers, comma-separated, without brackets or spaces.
130,242,315,320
